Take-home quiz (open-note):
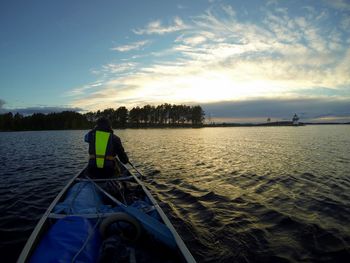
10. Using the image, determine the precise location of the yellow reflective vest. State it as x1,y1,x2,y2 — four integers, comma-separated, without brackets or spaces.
95,130,111,168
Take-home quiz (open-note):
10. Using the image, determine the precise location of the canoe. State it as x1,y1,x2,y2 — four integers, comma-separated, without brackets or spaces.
18,161,196,263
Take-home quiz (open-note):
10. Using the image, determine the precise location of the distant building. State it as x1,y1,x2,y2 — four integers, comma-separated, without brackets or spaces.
292,114,299,125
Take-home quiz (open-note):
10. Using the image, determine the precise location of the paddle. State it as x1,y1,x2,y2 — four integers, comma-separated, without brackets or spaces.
128,161,145,180
125,161,197,262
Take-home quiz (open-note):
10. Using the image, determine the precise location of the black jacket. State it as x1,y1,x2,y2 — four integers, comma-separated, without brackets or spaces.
85,127,129,166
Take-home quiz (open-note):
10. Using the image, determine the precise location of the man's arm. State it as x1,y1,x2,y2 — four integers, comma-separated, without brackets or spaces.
113,136,129,164
84,131,91,143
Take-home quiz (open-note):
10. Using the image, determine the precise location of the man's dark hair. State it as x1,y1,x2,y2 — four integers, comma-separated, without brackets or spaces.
96,117,112,131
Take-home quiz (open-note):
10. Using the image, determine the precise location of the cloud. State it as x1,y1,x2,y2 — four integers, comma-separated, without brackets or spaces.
0,99,5,109
323,0,350,11
101,62,138,74
133,17,189,35
177,4,187,9
66,81,104,97
266,0,279,6
202,98,350,122
0,105,83,115
221,4,236,17
71,2,350,121
111,40,150,52
341,15,350,31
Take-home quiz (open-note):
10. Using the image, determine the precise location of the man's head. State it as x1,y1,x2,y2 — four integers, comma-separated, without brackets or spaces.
96,117,112,131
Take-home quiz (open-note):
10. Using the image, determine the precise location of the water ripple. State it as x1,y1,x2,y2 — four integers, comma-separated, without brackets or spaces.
1,127,350,262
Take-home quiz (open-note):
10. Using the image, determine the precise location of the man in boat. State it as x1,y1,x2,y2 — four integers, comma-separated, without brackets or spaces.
85,117,129,178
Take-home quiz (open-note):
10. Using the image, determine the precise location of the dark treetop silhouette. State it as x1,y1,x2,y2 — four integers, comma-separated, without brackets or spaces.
0,104,205,131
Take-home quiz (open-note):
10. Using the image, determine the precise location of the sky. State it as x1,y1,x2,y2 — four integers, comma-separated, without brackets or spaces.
0,0,349,123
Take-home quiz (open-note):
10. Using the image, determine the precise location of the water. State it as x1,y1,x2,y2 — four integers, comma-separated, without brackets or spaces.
1,126,350,262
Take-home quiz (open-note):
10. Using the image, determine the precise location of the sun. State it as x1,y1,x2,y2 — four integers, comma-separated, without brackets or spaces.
158,70,283,103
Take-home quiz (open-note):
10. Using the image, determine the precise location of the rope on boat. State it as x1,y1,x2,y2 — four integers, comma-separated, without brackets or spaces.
67,181,86,214
71,216,101,263
92,179,103,213
84,175,125,207
110,180,127,204
71,176,104,262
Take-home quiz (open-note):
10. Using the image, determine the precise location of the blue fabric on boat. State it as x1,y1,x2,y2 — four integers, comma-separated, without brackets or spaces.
130,200,160,220
123,205,177,249
53,181,120,214
29,216,101,263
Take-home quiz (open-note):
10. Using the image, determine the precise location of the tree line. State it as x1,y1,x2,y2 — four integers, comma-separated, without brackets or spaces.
0,104,205,131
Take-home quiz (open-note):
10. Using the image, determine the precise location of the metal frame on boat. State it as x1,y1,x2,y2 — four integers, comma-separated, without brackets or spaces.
18,162,196,263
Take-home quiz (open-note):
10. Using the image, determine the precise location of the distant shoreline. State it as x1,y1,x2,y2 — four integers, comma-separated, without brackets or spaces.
0,122,349,132
203,122,350,127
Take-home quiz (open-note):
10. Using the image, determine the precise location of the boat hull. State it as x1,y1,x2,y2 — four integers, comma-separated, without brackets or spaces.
18,163,196,263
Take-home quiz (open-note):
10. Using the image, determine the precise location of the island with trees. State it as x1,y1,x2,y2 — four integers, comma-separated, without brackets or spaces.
0,104,205,131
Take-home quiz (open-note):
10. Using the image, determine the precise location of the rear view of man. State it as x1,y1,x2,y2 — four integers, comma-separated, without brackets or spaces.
85,117,129,178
